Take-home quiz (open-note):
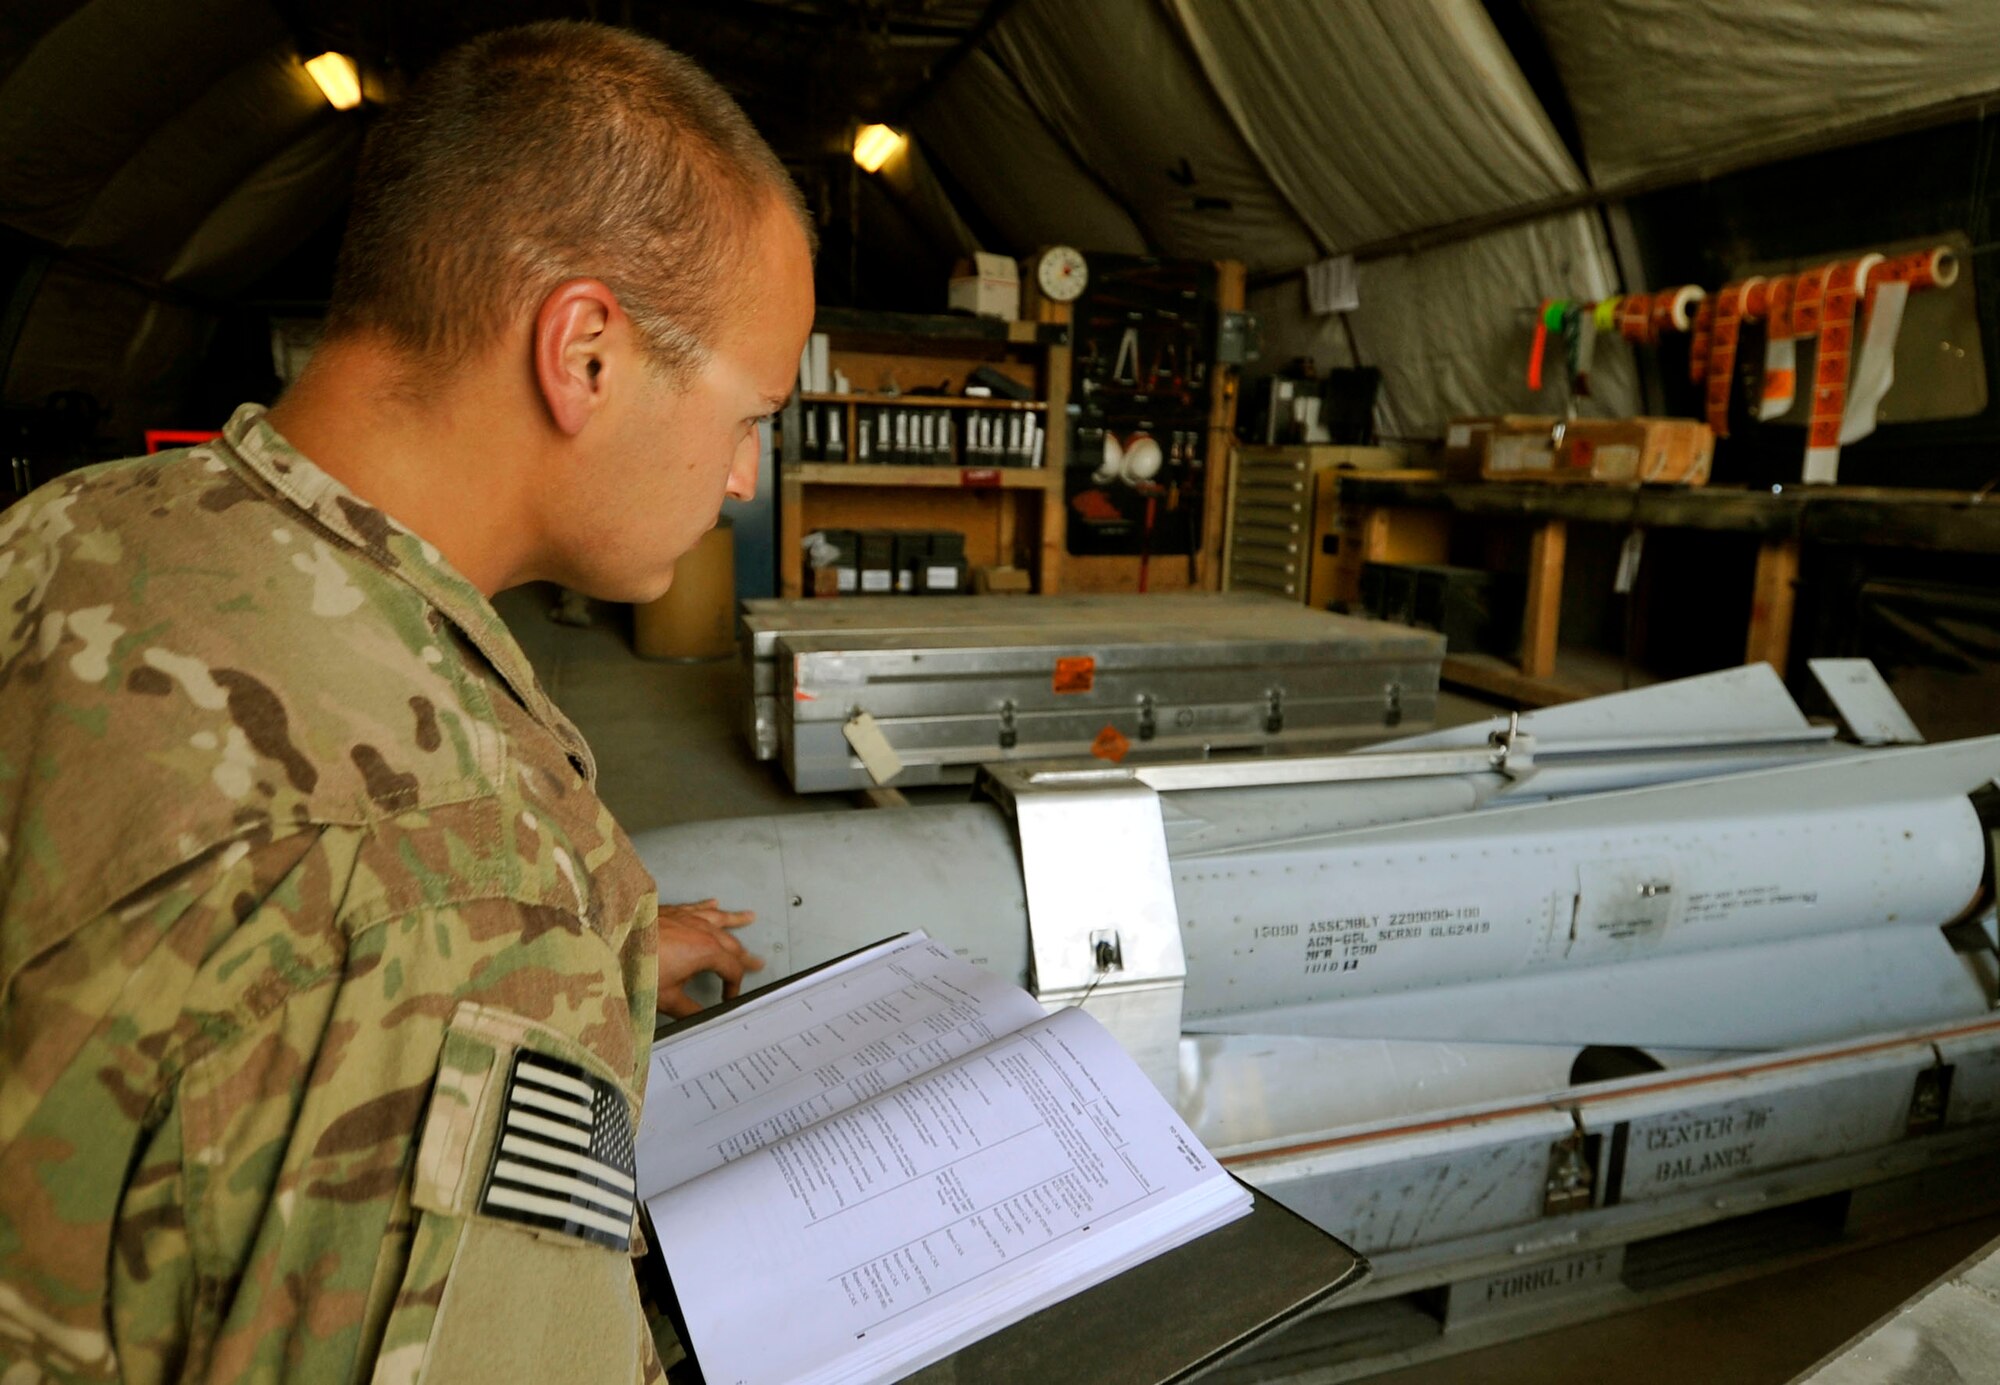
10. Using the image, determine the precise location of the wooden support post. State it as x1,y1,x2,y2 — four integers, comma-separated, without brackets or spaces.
1746,535,1801,673
1201,261,1246,590
1037,301,1070,594
1520,518,1567,680
778,470,805,598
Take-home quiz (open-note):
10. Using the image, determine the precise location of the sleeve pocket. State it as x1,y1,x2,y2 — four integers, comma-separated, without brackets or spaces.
368,1002,655,1385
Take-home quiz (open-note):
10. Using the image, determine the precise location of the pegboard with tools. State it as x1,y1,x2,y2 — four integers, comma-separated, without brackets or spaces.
1066,255,1222,565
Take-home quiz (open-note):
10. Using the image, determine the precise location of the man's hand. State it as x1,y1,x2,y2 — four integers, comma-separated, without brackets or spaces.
657,899,765,1018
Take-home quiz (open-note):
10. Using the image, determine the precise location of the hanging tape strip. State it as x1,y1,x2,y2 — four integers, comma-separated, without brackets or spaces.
1839,246,1959,446
1803,256,1878,484
1687,296,1716,385
1703,277,1763,439
1759,275,1798,420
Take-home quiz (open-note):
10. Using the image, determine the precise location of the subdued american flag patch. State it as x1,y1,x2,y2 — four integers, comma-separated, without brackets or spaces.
480,1049,637,1250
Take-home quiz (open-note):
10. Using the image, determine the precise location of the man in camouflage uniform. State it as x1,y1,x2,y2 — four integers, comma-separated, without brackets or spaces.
0,20,811,1383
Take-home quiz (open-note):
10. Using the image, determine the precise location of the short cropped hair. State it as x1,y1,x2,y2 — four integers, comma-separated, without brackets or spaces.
325,21,809,380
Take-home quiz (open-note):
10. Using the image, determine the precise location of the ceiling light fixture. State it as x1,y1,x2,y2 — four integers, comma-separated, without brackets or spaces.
852,124,905,174
304,51,362,111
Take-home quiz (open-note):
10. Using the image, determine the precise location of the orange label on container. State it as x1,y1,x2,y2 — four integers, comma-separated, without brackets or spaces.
1053,656,1095,694
1090,725,1131,763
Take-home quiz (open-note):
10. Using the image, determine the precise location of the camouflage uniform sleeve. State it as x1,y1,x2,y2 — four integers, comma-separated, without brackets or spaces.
160,894,661,1384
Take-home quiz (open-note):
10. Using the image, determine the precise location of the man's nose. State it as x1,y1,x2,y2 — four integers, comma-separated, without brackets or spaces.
725,431,761,501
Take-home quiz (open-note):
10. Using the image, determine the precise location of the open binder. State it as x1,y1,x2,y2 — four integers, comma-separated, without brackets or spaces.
636,936,1369,1385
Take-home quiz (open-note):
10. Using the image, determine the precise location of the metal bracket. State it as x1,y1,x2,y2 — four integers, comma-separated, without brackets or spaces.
1543,1110,1598,1216
978,767,1186,1096
1906,1059,1956,1135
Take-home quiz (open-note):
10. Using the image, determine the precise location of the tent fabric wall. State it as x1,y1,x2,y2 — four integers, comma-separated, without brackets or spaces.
1531,0,2000,187
1168,0,1583,252
1252,212,1642,440
979,0,1318,270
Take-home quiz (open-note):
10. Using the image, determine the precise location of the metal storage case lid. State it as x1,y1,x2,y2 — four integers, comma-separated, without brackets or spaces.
777,604,1442,724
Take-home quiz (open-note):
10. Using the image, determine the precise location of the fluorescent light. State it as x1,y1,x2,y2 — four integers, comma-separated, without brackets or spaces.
305,51,362,111
852,124,905,174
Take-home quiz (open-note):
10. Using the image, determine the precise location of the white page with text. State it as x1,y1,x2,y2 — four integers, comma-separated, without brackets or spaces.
637,933,1048,1194
649,1004,1250,1385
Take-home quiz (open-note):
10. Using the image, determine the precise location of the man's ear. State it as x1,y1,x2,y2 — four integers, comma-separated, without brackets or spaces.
533,279,620,437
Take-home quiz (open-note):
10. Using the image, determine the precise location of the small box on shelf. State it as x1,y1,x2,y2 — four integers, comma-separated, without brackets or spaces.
972,564,1033,595
948,252,1020,322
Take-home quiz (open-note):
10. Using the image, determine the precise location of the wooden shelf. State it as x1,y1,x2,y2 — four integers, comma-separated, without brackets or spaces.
785,464,1056,490
800,392,1048,412
782,307,1072,597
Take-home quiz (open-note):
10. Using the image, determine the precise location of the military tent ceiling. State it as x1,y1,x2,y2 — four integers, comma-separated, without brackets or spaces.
8,0,2000,442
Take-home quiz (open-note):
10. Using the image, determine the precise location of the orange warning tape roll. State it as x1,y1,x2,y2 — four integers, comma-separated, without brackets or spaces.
1666,286,1704,331
1618,293,1653,344
1649,292,1675,341
1869,245,1960,299
1703,277,1764,438
1765,276,1795,339
1759,275,1798,414
1687,296,1716,385
1790,263,1833,338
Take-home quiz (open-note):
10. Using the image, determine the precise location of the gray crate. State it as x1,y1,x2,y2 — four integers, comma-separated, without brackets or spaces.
758,597,1443,792
739,592,1324,761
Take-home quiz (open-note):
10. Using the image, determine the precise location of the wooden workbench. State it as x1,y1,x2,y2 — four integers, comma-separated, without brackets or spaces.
1336,477,2000,704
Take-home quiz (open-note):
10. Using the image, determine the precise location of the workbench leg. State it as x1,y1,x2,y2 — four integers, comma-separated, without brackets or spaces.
1520,518,1567,680
1746,536,1800,674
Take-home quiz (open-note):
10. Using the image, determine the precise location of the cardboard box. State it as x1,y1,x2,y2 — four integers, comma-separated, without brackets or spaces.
948,252,1020,322
809,529,859,595
1467,416,1713,486
971,565,1033,595
1473,416,1561,480
1440,416,1506,480
1556,418,1713,485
